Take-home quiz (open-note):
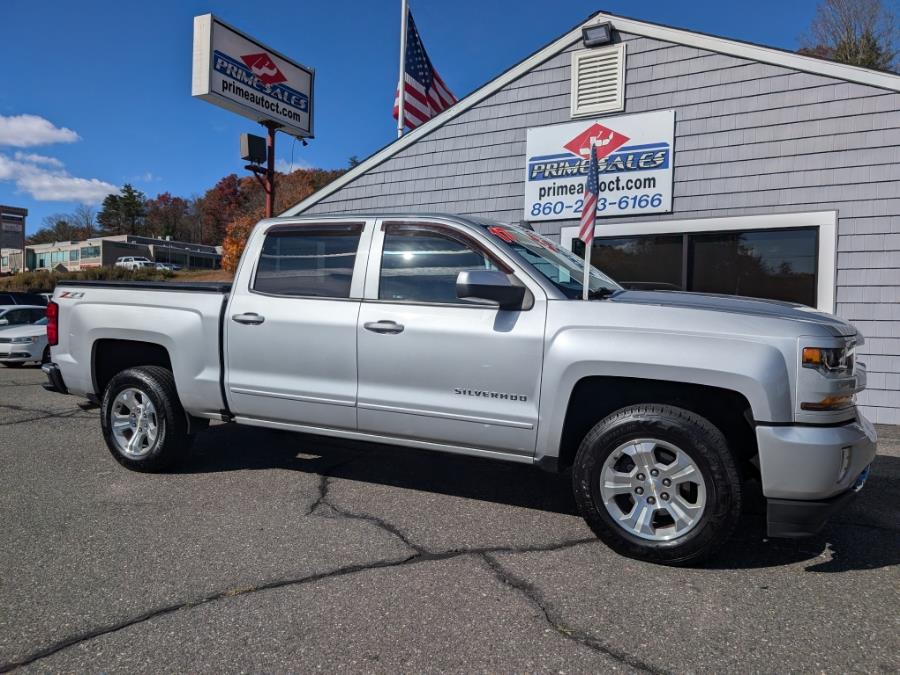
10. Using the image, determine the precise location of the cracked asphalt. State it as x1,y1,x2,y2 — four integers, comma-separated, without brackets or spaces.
1,366,898,673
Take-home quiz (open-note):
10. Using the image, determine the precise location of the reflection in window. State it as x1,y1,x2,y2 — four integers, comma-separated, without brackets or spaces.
587,234,683,291
690,229,817,306
380,228,497,304
586,227,819,307
254,225,362,298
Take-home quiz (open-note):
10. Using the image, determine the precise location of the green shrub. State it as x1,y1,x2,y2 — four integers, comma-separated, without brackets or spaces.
0,267,173,292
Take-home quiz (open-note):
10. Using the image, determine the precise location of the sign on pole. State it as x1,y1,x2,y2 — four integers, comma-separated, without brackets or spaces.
192,14,315,138
524,110,675,222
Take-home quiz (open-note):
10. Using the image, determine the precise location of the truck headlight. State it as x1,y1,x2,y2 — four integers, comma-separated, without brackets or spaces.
802,345,853,377
10,336,36,344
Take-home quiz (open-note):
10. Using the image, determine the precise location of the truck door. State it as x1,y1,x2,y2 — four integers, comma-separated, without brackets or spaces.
356,221,546,457
225,220,372,430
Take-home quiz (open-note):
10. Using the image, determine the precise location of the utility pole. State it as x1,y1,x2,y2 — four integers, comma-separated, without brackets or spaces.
244,121,281,218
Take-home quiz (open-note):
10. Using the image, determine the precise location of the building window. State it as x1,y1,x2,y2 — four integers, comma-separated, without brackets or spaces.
69,249,79,261
561,211,837,312
81,246,100,258
378,225,499,304
590,234,683,292
253,224,363,298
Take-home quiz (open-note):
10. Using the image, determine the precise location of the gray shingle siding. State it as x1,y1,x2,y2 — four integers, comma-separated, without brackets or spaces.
300,31,900,424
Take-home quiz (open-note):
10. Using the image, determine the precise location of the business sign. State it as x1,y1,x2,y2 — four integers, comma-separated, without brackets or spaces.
192,14,314,138
0,221,24,251
524,110,675,222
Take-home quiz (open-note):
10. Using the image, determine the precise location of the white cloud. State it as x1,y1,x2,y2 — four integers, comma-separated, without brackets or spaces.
130,171,161,183
13,151,64,167
0,153,119,204
275,157,312,173
0,114,80,147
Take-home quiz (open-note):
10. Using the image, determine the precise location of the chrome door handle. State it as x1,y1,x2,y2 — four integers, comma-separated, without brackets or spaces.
232,312,265,325
364,320,404,334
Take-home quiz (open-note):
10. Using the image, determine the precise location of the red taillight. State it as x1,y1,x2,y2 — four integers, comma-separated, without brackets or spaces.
46,301,59,346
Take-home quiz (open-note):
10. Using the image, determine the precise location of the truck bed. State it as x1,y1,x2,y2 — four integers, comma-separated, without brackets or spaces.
51,280,231,416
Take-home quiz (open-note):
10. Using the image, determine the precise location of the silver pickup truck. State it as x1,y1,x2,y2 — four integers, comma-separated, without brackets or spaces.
42,214,877,565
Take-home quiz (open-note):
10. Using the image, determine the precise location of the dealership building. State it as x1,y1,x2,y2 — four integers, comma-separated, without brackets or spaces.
285,10,900,424
1,234,221,274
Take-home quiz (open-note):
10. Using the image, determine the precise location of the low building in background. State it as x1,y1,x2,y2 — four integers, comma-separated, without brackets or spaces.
0,234,221,274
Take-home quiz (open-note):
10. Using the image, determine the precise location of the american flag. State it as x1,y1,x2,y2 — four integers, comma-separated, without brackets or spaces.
578,143,600,244
393,11,457,130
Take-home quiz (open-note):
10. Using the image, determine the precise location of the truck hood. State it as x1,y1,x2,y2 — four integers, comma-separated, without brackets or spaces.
607,290,857,338
0,323,47,339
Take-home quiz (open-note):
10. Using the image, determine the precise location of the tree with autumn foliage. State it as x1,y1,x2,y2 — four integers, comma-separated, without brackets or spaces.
220,167,346,272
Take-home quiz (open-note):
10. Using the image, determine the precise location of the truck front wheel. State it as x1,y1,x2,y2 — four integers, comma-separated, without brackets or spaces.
100,366,189,472
572,404,742,566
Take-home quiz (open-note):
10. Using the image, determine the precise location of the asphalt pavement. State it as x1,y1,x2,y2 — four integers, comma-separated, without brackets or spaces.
1,366,898,673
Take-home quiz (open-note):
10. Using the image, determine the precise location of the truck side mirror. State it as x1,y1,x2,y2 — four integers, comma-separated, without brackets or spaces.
0,318,7,325
456,270,526,310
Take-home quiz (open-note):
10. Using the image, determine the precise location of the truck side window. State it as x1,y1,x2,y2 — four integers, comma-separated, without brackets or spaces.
379,226,497,304
253,224,363,298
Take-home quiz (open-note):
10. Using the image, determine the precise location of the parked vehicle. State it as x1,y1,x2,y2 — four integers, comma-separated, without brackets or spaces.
41,215,877,565
114,256,154,270
154,262,175,271
0,305,46,330
0,291,48,306
0,317,49,367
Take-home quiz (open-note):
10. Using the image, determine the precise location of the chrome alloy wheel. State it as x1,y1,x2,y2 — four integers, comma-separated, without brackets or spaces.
110,387,159,459
598,438,707,541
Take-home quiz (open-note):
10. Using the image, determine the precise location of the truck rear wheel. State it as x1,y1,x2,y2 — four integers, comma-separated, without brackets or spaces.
572,404,741,566
100,366,189,472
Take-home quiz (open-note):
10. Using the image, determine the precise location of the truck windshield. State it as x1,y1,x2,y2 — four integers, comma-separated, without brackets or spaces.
485,223,621,299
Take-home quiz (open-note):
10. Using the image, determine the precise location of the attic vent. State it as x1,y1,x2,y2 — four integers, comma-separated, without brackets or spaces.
570,43,626,117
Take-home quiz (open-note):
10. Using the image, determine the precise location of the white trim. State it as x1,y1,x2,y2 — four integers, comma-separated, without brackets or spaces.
560,211,838,314
283,10,900,217
570,43,626,117
589,13,900,93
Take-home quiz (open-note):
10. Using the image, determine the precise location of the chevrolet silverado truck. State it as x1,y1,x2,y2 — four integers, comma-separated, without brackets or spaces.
42,214,877,565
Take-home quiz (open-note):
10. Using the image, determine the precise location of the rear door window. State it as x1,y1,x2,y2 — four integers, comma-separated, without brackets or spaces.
253,224,364,298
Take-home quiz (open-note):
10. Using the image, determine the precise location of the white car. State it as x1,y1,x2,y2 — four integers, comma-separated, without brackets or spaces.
0,317,49,367
115,256,154,270
0,305,46,330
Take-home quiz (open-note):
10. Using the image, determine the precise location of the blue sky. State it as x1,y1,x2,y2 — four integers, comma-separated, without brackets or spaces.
1,0,821,235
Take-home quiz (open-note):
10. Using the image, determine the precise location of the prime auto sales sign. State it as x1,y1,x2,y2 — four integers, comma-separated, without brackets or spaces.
524,110,674,222
192,14,314,138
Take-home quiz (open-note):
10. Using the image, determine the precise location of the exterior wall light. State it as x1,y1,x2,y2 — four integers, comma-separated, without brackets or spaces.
582,22,613,48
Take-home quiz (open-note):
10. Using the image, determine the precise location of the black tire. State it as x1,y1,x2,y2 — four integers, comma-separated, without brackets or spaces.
2,362,24,368
572,404,741,566
41,345,50,365
100,366,189,472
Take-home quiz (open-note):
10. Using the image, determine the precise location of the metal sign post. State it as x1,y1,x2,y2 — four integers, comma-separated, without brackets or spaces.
243,121,280,218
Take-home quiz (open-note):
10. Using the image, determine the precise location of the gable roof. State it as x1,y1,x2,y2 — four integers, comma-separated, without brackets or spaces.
283,9,900,217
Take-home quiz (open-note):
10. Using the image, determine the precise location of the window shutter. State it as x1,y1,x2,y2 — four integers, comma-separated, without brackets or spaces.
570,44,626,117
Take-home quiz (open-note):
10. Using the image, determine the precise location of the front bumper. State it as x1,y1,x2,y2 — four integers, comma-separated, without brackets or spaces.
41,362,68,395
756,414,876,537
0,343,43,362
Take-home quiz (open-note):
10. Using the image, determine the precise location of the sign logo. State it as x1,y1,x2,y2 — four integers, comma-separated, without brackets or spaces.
240,52,286,86
563,123,629,161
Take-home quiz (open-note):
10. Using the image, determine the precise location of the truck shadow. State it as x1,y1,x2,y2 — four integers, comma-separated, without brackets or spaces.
179,423,900,573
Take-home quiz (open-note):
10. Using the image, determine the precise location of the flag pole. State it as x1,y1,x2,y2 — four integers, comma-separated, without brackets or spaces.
396,0,409,138
582,239,591,300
